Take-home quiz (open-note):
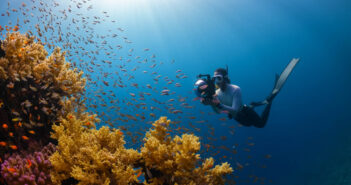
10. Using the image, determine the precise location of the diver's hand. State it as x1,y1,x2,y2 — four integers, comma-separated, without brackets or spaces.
210,97,220,106
201,95,220,106
201,98,211,105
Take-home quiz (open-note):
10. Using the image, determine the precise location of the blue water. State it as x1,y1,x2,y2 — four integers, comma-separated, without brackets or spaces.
1,0,350,184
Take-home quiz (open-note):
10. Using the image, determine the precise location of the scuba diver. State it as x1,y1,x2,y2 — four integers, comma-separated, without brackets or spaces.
194,58,300,128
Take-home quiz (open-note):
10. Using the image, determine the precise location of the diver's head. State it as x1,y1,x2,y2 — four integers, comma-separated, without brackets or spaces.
214,68,230,88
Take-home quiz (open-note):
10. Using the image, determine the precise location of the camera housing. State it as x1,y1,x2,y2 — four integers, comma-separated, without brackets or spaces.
194,74,216,101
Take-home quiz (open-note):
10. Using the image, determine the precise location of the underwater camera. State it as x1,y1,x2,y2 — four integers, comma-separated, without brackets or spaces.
194,74,216,100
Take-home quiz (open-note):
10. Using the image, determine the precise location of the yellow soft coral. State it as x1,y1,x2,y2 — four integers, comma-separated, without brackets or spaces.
58,96,98,128
1,32,47,80
50,113,141,185
50,115,233,185
33,47,86,95
0,32,89,157
141,117,233,185
0,32,85,95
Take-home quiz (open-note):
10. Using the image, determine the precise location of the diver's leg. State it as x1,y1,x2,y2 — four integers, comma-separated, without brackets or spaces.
235,105,264,127
234,105,252,126
255,102,272,128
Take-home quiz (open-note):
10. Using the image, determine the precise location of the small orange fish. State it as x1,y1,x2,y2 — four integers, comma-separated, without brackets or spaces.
13,26,19,31
0,141,7,147
18,122,22,127
136,170,142,178
8,168,17,173
2,124,8,129
10,145,17,150
22,136,29,140
192,97,201,101
26,159,32,168
28,130,35,135
220,110,229,114
9,132,13,137
236,162,244,170
247,142,255,146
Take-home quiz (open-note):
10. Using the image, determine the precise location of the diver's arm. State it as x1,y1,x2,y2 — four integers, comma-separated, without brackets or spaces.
217,102,238,117
202,98,221,113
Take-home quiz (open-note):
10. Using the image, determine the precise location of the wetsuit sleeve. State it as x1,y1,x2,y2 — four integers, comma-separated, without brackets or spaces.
217,86,242,117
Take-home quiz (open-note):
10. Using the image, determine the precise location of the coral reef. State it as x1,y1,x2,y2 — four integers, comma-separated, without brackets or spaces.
0,32,86,158
140,117,233,185
0,142,56,185
0,32,233,185
0,40,4,58
50,113,140,185
50,116,233,185
0,32,85,93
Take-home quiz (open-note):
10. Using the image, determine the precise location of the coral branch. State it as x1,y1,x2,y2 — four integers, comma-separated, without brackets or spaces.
0,143,56,185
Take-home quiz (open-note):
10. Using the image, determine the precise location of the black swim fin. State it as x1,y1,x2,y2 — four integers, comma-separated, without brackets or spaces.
250,58,300,107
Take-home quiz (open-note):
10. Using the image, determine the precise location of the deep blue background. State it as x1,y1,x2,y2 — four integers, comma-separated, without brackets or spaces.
1,0,350,184
105,1,351,184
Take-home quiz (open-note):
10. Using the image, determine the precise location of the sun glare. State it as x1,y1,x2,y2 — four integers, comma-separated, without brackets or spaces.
99,0,148,7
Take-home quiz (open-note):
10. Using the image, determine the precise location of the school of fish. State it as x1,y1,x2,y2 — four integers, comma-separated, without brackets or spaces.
0,0,273,184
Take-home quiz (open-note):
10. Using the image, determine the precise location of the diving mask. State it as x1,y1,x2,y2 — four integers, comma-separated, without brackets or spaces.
213,74,224,84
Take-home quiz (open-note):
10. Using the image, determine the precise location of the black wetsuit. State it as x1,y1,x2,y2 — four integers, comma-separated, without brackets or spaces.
233,103,272,128
213,84,272,128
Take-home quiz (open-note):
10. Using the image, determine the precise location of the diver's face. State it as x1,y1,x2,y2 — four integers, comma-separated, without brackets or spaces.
214,72,225,86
